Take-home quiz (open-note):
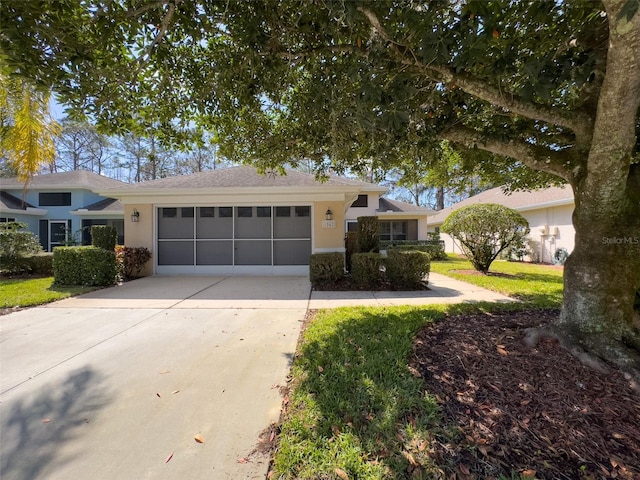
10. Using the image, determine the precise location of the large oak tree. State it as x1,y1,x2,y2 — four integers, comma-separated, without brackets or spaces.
2,0,639,379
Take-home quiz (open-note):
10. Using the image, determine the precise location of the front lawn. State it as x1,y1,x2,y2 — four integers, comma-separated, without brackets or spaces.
430,256,564,308
271,304,640,479
0,276,97,310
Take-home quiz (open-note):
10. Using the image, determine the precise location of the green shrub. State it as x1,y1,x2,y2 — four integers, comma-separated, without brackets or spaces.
54,246,117,286
91,225,117,251
351,252,383,287
0,222,43,273
309,252,344,286
357,216,379,253
385,242,446,260
344,231,359,273
442,203,529,273
115,245,152,279
386,250,430,289
24,253,54,275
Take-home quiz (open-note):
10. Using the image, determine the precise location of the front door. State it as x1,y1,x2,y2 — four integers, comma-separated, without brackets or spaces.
49,220,68,250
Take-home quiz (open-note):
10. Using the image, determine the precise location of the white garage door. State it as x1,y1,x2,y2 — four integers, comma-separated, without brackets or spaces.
156,206,311,275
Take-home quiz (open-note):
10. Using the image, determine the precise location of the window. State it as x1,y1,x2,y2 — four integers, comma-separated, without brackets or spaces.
257,206,271,217
162,208,177,218
276,206,291,217
199,207,215,218
295,206,310,217
181,207,194,218
379,221,407,241
218,207,232,217
346,221,358,232
351,194,368,207
39,192,71,206
237,207,253,217
0,217,16,223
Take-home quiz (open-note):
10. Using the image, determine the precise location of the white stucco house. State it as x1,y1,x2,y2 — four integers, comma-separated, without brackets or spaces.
84,166,433,276
427,185,575,263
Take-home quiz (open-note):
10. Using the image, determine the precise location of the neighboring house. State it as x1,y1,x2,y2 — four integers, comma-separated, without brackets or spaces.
0,171,125,251
427,185,575,263
96,166,433,276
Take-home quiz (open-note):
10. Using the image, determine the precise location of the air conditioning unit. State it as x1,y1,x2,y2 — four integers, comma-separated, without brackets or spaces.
539,225,549,235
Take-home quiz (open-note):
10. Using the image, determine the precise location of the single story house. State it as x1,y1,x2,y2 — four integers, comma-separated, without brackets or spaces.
96,166,433,276
427,185,575,263
1,171,125,250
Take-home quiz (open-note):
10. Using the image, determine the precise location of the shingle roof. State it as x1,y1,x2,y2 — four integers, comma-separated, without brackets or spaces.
429,185,574,224
0,191,35,211
76,198,123,212
377,197,434,214
1,171,126,190
99,166,385,192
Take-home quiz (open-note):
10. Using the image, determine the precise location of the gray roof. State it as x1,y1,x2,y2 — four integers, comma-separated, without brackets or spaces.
377,197,434,214
1,171,126,190
429,185,574,224
76,198,123,213
0,191,35,211
99,166,385,192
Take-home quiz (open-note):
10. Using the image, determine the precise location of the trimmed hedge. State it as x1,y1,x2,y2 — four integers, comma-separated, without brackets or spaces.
351,252,383,287
344,231,359,273
25,253,54,275
385,250,431,289
91,225,117,251
357,216,379,253
310,252,344,286
384,241,446,260
53,246,117,286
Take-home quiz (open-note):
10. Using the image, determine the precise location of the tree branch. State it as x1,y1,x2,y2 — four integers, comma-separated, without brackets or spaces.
357,5,594,149
135,1,180,66
441,124,581,183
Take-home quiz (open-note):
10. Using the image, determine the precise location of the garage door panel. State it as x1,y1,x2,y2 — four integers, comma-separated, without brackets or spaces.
196,208,233,239
196,240,233,265
158,241,194,265
235,240,272,265
274,240,311,265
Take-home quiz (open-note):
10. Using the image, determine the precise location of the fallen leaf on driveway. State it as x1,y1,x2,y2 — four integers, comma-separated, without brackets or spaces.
194,434,205,444
171,390,180,395
237,457,249,464
159,370,170,374
156,393,161,398
41,418,52,424
165,452,174,463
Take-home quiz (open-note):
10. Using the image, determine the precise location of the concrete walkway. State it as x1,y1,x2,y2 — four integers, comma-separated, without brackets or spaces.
308,272,514,308
0,274,513,480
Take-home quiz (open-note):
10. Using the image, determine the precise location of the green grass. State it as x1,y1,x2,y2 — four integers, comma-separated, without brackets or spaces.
430,256,564,308
0,276,97,308
272,303,526,479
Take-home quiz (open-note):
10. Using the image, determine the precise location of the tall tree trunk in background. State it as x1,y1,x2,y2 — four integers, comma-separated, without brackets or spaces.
435,186,444,211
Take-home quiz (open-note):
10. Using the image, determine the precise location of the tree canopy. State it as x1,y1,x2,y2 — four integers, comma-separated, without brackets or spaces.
1,0,639,380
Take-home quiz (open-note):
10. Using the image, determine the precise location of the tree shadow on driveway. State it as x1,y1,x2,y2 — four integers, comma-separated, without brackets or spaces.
1,367,110,480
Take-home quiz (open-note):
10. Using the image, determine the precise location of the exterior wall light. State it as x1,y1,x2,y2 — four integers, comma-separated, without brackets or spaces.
131,209,140,222
325,208,333,221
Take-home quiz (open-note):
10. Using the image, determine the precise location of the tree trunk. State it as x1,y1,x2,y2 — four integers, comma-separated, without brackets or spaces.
435,186,444,211
553,170,640,378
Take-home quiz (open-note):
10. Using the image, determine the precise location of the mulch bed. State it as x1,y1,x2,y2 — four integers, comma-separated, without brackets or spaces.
411,310,640,479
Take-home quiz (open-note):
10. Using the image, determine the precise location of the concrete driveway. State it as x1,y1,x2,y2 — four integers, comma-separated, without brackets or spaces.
0,273,513,480
0,276,310,480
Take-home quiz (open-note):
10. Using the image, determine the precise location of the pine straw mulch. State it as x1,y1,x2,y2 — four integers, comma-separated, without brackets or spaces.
411,309,640,480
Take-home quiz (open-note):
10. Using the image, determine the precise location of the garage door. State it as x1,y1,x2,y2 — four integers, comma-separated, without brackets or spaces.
156,206,311,275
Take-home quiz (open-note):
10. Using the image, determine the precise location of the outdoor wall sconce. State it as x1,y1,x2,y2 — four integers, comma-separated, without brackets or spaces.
325,208,333,221
131,209,140,223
